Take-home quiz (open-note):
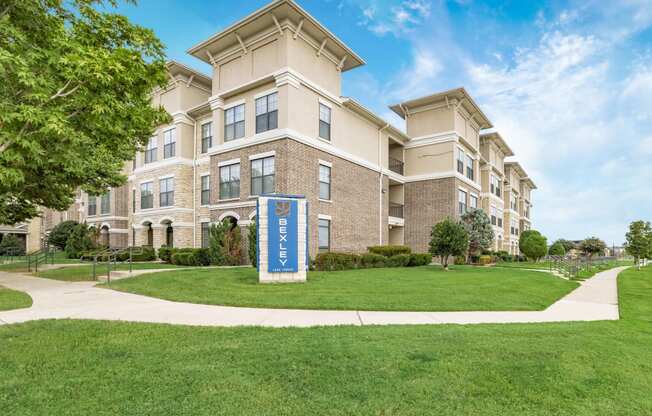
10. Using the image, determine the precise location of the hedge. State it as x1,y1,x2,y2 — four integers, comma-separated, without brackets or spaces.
171,248,211,266
313,252,432,271
408,253,431,266
367,245,411,257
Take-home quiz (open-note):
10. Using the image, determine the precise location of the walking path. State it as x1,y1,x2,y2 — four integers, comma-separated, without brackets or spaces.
0,266,625,327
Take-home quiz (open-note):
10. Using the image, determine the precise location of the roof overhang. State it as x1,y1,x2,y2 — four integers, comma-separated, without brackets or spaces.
388,87,493,129
505,161,528,180
166,61,212,90
341,98,409,142
187,0,364,72
480,131,514,157
521,177,537,190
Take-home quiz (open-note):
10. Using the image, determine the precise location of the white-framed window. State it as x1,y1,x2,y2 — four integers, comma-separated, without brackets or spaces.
250,156,274,196
456,148,465,174
140,182,153,209
319,164,331,200
255,92,278,134
219,164,240,200
145,137,157,164
201,122,212,153
163,128,176,159
100,192,110,214
458,189,467,214
319,103,331,141
201,175,210,205
497,208,503,227
224,104,245,141
511,193,518,211
88,196,97,216
201,222,210,248
159,177,174,207
470,194,478,209
318,218,330,252
466,154,474,180
490,206,497,225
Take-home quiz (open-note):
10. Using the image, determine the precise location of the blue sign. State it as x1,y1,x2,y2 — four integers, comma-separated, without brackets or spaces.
267,199,298,272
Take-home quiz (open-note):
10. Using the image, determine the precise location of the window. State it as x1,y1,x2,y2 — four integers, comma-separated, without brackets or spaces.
495,177,502,197
458,189,467,215
318,218,330,252
497,209,503,227
490,175,502,197
255,92,278,134
100,193,110,214
490,206,497,225
470,194,478,209
201,175,210,205
140,182,153,209
132,189,136,213
224,104,245,141
201,222,210,248
145,137,157,164
163,129,176,159
201,122,212,153
250,156,274,196
88,196,97,216
511,194,518,211
319,164,331,200
159,177,174,207
457,148,465,174
466,154,474,180
219,164,240,200
319,103,331,141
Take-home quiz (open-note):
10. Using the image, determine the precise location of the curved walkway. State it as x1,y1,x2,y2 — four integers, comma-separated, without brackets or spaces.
0,267,625,327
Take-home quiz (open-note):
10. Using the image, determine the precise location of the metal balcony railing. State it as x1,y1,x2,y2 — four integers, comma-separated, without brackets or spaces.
389,157,404,175
389,203,404,218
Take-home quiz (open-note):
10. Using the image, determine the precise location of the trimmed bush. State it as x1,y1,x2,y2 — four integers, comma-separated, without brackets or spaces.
193,248,211,266
360,253,386,268
478,255,493,265
170,248,211,266
314,252,361,271
171,252,191,266
158,246,174,263
454,255,467,265
367,245,411,257
408,253,431,266
386,254,411,267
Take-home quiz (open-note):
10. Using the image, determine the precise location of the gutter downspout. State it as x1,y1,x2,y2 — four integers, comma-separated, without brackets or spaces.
378,123,389,245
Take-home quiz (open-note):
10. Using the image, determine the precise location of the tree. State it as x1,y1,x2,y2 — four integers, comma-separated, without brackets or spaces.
0,0,170,224
625,220,652,269
553,239,576,253
208,220,242,266
461,208,494,259
519,230,547,261
579,237,607,260
248,221,257,267
429,218,469,270
0,234,24,255
548,241,566,256
64,223,95,258
47,220,79,250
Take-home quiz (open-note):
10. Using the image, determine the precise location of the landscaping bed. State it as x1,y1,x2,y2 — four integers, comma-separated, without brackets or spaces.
104,265,578,311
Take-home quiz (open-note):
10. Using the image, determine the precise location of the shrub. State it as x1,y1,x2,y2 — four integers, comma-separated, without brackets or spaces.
429,218,469,269
454,255,467,265
158,245,174,262
209,220,242,266
248,221,257,267
171,252,191,266
0,234,24,255
64,224,95,258
367,245,411,257
314,252,360,271
520,230,548,261
193,248,211,266
548,241,566,256
408,253,431,266
386,254,411,267
478,255,493,265
170,248,214,266
359,253,385,268
47,220,79,250
130,246,156,261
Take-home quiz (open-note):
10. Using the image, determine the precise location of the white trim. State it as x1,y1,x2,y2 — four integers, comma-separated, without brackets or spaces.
218,211,241,221
457,187,468,194
318,159,333,168
318,199,332,204
199,171,210,177
470,192,479,198
208,200,257,210
199,218,211,223
195,157,210,166
132,157,194,175
134,207,194,215
139,179,153,185
109,228,129,234
170,112,194,126
86,216,129,222
158,173,175,180
318,97,333,108
218,158,240,167
217,197,239,203
404,131,457,149
388,216,404,227
318,214,332,220
248,150,276,160
224,99,245,110
253,87,278,100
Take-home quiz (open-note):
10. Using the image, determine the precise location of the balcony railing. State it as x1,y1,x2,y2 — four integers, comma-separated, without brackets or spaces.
389,203,404,218
389,157,404,175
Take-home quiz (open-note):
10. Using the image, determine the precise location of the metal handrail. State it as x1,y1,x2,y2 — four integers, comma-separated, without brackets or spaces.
389,157,404,175
89,246,145,282
27,247,56,272
389,203,404,219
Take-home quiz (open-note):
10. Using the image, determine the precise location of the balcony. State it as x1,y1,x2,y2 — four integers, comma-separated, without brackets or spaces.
389,157,404,175
389,203,404,219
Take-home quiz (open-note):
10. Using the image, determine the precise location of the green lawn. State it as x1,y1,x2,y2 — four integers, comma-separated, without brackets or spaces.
105,265,579,311
0,286,32,311
0,251,81,272
0,266,650,415
35,263,184,282
497,260,633,277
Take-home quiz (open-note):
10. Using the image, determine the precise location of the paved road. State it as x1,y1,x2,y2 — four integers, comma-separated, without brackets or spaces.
0,266,625,327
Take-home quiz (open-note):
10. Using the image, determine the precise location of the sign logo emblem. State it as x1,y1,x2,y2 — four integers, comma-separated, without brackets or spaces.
275,202,290,217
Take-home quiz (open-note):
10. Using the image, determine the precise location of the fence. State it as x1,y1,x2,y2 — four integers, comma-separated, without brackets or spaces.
546,255,618,279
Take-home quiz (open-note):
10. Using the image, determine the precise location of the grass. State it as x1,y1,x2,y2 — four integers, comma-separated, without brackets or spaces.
0,286,32,311
35,263,184,282
497,259,633,278
104,265,579,311
0,251,81,272
0,266,650,415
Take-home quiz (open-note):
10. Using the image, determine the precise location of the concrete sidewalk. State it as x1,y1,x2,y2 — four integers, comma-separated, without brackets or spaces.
0,266,626,327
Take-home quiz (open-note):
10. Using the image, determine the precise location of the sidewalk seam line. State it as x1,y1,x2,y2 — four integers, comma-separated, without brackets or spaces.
356,311,364,326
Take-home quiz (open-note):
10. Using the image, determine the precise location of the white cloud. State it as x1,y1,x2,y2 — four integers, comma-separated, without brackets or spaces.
357,0,431,36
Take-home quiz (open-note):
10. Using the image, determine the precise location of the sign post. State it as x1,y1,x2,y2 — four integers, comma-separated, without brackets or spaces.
257,195,308,283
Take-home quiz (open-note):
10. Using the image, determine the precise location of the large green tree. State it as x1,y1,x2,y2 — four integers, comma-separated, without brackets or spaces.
461,208,494,259
579,237,607,260
0,0,170,224
552,239,576,253
548,241,566,256
519,230,547,262
429,218,469,270
625,220,652,269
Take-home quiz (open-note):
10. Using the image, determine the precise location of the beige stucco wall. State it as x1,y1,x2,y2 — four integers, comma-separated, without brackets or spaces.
404,141,454,176
406,106,454,138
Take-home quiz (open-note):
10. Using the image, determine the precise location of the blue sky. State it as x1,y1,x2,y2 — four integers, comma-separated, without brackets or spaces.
116,0,652,245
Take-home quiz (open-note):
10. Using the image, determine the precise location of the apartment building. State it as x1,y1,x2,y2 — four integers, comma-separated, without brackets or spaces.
37,0,535,259
503,162,537,255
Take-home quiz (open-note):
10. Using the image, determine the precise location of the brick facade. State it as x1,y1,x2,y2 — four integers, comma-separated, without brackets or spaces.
404,178,456,253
